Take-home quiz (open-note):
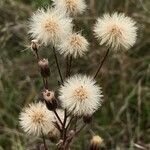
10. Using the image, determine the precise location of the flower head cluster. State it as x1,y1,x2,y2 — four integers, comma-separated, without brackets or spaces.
59,75,103,116
58,32,89,58
19,102,57,136
52,0,87,15
94,12,137,50
29,8,72,46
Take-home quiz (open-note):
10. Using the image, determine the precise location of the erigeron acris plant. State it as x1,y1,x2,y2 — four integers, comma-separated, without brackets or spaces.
19,0,137,150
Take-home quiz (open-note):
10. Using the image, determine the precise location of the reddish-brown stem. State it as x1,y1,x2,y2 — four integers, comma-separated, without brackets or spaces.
68,56,72,77
45,78,49,89
65,116,74,132
52,47,64,84
74,117,78,131
66,56,69,77
62,109,68,142
55,122,62,132
93,48,110,79
53,109,63,126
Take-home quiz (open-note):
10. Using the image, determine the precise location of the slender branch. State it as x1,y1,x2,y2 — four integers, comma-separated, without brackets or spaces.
62,109,68,142
41,130,48,150
53,109,63,126
66,56,69,77
93,48,110,79
74,117,78,131
75,124,86,136
42,77,46,88
52,47,64,84
65,116,74,131
54,121,62,132
45,78,49,89
68,56,72,77
66,55,72,77
35,49,40,61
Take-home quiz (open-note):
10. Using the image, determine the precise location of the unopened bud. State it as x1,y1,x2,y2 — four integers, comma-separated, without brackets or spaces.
38,58,50,77
31,39,40,51
90,135,103,150
43,90,57,110
83,115,92,124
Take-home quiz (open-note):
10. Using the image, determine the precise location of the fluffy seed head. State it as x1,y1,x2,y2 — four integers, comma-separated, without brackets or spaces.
58,33,89,58
59,75,103,116
52,0,87,15
29,8,73,46
19,102,57,136
94,12,137,50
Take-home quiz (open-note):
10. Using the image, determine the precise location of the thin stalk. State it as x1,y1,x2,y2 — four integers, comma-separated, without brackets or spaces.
65,116,74,131
55,122,62,132
74,117,78,131
68,56,72,77
35,49,40,61
53,109,63,126
41,130,48,150
62,109,68,142
45,78,49,89
66,56,69,77
75,124,86,136
93,48,110,79
52,47,63,84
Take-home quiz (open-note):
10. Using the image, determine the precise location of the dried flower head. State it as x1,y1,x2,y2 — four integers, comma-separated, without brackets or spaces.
59,75,103,116
29,8,73,46
38,58,49,68
38,58,50,77
58,33,89,58
94,12,137,50
52,0,87,15
43,90,55,102
43,90,57,110
19,102,57,136
90,135,103,150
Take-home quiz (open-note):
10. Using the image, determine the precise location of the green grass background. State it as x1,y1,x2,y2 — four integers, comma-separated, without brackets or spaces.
0,0,150,149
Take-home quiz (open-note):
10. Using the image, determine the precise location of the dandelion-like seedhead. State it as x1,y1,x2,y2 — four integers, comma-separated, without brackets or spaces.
58,32,89,58
29,8,73,46
52,0,86,15
19,102,57,136
94,12,137,50
59,75,103,116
